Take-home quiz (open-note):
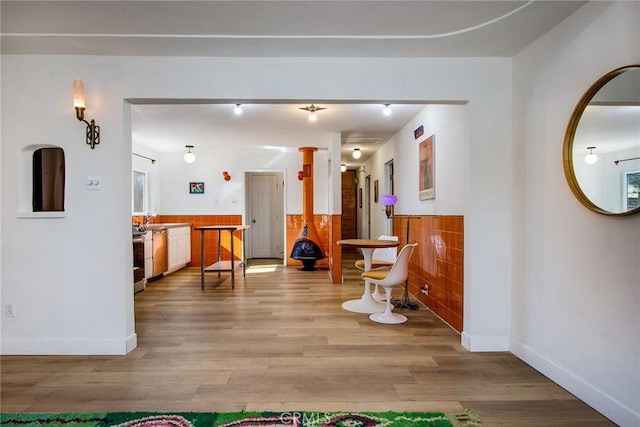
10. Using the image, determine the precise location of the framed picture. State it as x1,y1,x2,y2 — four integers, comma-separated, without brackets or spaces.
189,182,204,194
359,188,363,208
419,134,435,200
374,180,379,203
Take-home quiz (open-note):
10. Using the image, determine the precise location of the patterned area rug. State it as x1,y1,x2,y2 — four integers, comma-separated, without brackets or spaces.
0,411,475,427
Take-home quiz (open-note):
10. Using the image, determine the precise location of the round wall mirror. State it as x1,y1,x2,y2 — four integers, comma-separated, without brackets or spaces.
563,65,640,216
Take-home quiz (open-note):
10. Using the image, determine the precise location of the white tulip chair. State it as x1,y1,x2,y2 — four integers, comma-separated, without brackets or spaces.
361,243,417,324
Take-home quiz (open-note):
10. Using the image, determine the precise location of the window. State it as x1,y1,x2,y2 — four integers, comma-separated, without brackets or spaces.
625,170,640,210
132,170,147,214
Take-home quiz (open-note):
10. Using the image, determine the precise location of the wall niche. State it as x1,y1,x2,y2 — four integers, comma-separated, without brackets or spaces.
17,145,66,218
33,147,65,212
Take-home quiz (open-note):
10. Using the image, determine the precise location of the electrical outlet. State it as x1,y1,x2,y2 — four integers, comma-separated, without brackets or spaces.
5,302,16,318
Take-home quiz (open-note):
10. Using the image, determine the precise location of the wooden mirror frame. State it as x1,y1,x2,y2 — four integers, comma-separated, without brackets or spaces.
563,64,640,216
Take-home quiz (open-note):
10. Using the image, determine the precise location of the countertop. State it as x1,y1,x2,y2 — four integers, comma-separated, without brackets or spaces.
146,222,192,230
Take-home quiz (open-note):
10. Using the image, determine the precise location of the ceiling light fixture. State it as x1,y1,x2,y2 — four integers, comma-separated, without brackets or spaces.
383,104,392,116
352,148,362,159
299,104,326,122
234,104,243,115
72,78,100,149
341,164,347,173
585,146,598,165
184,145,196,163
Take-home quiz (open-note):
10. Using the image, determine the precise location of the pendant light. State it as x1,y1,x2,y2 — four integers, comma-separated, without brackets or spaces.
383,104,392,116
352,148,362,159
299,104,326,122
585,146,598,165
184,145,196,163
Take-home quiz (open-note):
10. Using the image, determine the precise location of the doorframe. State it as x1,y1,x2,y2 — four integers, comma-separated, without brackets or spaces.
385,160,394,235
244,170,286,261
364,174,371,239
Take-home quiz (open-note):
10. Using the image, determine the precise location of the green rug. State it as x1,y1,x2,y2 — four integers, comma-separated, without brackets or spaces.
0,411,470,427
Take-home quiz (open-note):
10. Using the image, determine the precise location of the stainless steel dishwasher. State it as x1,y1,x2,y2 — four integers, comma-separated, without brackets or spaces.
152,228,168,276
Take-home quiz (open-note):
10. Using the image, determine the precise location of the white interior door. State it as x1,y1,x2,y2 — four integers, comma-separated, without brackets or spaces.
247,172,284,259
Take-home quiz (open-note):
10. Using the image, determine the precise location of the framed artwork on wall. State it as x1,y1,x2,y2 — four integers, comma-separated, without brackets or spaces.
189,182,204,194
374,180,379,203
419,134,435,200
359,188,363,208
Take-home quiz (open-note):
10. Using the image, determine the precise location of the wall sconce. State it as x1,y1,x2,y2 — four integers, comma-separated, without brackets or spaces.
222,171,231,181
73,78,100,149
380,194,398,218
340,163,347,173
585,146,598,165
352,148,362,159
299,104,326,122
183,145,196,163
298,163,311,181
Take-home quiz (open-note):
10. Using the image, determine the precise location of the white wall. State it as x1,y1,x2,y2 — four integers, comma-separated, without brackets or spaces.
511,1,640,425
132,144,161,214
359,104,467,239
393,105,466,217
154,148,329,216
1,55,512,357
134,138,331,217
602,148,640,212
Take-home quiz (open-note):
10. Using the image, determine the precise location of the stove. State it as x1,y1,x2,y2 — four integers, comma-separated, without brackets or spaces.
132,224,148,237
132,226,147,292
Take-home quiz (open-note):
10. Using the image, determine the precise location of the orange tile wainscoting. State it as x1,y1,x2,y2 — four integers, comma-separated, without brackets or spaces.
393,215,464,332
286,214,342,284
133,215,245,268
134,214,342,283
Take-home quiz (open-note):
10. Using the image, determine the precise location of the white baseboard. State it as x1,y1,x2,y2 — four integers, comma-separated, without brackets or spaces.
461,331,509,351
510,338,640,427
1,336,136,355
125,333,138,354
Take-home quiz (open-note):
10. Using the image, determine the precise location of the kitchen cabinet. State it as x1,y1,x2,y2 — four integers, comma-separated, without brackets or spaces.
153,228,168,276
168,225,191,272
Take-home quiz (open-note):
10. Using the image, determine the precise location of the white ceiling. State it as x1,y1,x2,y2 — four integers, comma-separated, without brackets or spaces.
0,1,587,58
1,0,588,166
131,102,431,169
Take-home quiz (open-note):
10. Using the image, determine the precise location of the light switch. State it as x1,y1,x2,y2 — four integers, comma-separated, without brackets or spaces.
86,175,101,190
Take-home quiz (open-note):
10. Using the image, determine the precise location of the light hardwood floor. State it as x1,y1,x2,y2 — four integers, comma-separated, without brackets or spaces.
1,253,614,426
